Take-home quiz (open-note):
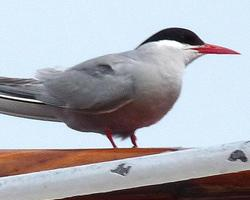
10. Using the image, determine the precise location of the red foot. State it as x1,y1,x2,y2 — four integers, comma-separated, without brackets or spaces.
104,128,117,148
130,133,138,148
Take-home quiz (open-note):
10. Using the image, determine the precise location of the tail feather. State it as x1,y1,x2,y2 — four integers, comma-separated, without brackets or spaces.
0,77,60,122
0,77,40,99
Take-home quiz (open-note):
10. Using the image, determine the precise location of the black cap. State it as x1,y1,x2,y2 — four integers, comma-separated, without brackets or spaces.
139,28,205,47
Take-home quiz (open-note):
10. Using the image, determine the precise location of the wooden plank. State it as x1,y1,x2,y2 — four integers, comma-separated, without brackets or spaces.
0,143,249,200
0,148,178,177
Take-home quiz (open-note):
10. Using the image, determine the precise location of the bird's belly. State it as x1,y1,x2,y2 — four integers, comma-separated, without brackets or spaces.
132,86,181,127
58,82,181,137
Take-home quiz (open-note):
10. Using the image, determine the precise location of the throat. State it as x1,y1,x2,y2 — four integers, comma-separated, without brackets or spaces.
184,51,202,65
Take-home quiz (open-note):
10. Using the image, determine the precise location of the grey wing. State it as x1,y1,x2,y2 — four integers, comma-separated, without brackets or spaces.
36,58,135,113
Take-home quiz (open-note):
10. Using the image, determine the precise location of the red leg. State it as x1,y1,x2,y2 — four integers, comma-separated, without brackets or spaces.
104,128,117,148
130,132,138,148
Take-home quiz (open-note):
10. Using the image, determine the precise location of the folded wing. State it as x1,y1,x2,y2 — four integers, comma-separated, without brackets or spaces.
36,58,135,113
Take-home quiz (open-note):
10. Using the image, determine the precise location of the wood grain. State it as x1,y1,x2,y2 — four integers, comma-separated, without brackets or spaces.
0,148,178,177
0,148,249,200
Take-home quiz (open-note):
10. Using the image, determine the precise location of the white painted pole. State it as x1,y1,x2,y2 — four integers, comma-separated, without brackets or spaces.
0,141,249,200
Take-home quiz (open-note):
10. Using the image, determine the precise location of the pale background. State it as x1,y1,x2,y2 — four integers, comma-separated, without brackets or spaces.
0,0,249,148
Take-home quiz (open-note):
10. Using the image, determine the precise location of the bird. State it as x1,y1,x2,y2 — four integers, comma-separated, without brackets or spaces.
0,27,239,148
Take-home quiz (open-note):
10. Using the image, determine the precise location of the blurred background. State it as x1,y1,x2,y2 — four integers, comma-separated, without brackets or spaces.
0,0,249,148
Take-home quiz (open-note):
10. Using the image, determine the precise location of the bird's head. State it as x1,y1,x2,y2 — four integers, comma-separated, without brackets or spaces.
138,27,240,64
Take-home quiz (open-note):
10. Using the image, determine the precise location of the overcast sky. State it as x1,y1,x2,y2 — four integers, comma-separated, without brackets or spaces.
0,0,249,148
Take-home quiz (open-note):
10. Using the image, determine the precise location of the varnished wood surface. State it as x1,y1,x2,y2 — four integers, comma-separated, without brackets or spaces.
0,148,178,177
1,148,249,200
62,170,250,200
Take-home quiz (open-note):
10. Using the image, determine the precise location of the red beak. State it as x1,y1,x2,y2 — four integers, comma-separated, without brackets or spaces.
192,43,240,55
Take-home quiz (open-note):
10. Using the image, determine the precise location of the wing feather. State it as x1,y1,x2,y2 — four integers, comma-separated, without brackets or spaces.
36,56,135,113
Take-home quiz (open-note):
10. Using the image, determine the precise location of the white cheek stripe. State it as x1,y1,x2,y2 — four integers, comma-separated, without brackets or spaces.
153,39,187,48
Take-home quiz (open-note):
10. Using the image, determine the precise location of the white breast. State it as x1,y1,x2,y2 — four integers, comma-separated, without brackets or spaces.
126,43,186,124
